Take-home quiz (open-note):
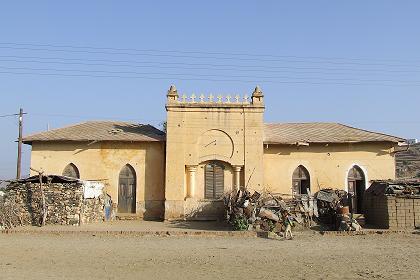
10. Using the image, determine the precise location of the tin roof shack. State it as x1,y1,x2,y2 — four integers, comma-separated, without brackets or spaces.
1,175,105,229
364,180,420,229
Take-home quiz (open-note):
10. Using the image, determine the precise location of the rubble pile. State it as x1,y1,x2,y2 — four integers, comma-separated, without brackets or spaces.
224,188,362,232
0,175,105,229
224,190,316,232
316,189,361,231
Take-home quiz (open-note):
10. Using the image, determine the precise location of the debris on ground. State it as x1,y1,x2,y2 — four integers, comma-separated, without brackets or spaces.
367,179,420,197
224,188,362,233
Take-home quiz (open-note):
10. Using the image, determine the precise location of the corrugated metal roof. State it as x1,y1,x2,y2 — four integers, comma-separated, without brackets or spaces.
264,122,404,144
23,121,403,145
23,121,165,143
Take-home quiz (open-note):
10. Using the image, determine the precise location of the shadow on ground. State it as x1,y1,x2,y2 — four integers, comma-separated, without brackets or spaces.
166,221,233,231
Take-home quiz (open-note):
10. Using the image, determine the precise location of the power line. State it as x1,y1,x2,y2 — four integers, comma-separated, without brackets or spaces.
1,41,419,65
0,113,20,118
0,66,419,86
1,70,420,87
1,57,419,75
1,55,418,74
1,45,420,68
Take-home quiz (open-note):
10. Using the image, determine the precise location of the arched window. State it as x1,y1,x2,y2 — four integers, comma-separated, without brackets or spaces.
292,165,310,195
347,165,366,213
205,161,224,199
62,163,80,179
118,164,137,213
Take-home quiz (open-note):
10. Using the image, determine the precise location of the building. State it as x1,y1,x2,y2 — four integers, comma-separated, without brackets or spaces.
23,86,405,220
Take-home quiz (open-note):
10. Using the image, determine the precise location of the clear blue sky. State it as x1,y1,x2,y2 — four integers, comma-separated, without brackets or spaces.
1,1,419,179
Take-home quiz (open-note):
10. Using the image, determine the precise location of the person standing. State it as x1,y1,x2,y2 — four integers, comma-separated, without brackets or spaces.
282,210,295,240
104,193,112,221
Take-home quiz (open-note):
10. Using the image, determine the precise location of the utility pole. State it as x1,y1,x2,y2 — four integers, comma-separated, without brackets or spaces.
16,108,24,180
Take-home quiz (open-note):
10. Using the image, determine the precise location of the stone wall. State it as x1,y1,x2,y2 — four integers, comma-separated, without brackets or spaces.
4,181,104,226
364,194,420,229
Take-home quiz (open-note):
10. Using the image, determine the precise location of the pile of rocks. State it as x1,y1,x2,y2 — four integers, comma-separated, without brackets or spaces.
1,175,105,228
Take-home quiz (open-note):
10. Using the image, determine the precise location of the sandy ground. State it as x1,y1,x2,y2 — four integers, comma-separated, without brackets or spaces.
1,231,419,280
7,220,233,232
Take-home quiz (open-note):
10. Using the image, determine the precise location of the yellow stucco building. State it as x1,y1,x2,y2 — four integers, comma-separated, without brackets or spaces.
24,86,404,220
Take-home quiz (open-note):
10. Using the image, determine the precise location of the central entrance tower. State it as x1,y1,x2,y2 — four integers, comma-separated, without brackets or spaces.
164,86,265,220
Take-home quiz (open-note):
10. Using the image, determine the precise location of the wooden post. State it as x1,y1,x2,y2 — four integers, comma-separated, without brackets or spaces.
30,167,47,227
16,108,24,179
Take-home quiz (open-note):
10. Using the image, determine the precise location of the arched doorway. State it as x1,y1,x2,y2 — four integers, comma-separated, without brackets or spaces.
347,165,366,213
292,165,310,195
204,161,225,199
62,163,80,179
118,164,136,213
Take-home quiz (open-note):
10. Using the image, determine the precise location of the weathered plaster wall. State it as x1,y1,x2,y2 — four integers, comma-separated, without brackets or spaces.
29,141,166,219
165,95,265,219
263,142,396,196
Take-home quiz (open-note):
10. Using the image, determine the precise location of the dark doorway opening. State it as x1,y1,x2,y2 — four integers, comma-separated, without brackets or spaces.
118,164,136,213
347,166,366,214
292,165,310,195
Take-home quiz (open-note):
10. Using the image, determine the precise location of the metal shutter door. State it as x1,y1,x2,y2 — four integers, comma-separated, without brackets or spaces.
205,164,214,199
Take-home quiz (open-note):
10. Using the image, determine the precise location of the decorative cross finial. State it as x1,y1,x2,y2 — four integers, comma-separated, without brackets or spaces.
199,94,205,102
217,95,223,103
208,94,214,102
243,95,249,103
181,94,187,102
226,95,231,103
190,93,196,103
235,95,240,103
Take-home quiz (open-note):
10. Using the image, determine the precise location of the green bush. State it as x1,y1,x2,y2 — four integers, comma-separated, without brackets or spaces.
231,216,248,231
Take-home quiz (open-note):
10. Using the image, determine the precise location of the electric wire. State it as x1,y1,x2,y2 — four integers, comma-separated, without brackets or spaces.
1,55,419,74
1,42,419,66
1,57,420,75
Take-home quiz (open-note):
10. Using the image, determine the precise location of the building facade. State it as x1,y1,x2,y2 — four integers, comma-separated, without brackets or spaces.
24,86,404,220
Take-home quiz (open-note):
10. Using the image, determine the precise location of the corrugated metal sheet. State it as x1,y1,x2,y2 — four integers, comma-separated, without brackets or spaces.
23,121,165,143
264,122,403,144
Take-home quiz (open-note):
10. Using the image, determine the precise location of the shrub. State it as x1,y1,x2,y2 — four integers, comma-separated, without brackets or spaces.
231,216,249,231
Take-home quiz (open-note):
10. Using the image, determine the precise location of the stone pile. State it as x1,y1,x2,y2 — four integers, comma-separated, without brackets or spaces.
1,176,105,228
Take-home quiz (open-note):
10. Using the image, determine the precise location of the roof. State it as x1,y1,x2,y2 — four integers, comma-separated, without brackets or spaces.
23,121,403,145
264,122,404,144
23,121,166,144
366,180,420,196
16,175,81,184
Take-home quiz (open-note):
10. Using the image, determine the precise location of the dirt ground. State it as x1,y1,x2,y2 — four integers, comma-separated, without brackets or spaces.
1,231,419,280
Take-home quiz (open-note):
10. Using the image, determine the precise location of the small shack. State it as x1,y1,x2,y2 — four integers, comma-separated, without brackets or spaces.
364,180,420,229
1,175,105,228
